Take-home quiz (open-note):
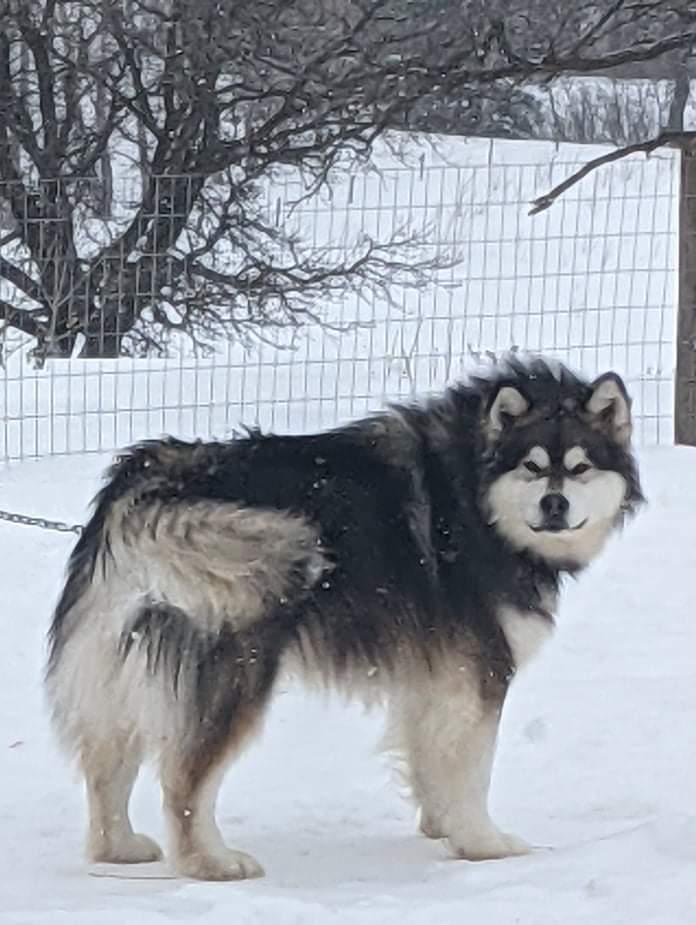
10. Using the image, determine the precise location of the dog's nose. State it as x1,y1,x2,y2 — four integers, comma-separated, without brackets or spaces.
540,493,569,519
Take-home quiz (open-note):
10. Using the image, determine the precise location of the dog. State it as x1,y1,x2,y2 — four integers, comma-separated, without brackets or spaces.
45,355,643,881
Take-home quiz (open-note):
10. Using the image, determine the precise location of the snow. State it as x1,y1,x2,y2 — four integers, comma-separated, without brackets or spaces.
2,444,695,923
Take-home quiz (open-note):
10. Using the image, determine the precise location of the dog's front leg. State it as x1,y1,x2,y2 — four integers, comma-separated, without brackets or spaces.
390,668,530,861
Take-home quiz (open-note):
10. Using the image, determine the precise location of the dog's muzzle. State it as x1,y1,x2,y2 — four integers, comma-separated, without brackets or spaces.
530,493,586,533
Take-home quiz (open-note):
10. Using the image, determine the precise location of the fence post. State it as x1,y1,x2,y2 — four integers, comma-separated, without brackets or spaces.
675,145,696,445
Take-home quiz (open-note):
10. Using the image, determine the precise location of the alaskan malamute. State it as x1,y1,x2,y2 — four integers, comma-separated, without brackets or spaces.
45,356,643,880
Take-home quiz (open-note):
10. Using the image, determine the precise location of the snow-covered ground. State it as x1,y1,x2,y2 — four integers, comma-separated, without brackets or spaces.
2,444,695,924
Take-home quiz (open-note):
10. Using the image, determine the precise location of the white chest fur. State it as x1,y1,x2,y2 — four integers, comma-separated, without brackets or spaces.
497,602,555,671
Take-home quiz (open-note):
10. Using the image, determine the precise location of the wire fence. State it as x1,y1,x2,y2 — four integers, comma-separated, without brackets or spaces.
0,136,679,462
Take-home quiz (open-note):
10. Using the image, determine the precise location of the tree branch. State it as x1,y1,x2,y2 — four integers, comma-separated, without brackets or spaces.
18,17,59,170
0,255,45,303
0,299,40,338
530,130,696,215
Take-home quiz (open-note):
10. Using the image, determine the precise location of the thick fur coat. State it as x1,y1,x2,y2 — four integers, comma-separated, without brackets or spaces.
45,357,643,880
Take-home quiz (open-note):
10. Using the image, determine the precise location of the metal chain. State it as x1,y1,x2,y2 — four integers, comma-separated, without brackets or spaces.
0,508,83,535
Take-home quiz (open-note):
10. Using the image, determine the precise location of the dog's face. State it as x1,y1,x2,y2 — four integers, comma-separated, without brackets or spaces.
481,371,642,569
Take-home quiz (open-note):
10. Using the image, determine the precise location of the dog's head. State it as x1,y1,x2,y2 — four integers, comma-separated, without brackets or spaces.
478,359,644,570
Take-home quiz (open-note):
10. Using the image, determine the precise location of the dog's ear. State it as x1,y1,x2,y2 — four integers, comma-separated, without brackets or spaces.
585,372,632,447
485,385,529,440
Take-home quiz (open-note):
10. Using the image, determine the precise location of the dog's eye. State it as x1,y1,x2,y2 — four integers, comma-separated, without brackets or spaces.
569,463,591,477
523,460,543,475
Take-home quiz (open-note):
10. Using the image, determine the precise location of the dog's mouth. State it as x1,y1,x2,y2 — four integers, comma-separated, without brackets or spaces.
529,518,588,534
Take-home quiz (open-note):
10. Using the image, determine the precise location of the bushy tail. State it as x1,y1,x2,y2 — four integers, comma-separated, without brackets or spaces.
49,493,326,656
45,490,328,752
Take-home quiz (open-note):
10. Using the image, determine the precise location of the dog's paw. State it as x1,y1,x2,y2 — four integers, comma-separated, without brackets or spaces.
418,809,447,840
176,848,265,882
448,825,531,861
90,832,163,864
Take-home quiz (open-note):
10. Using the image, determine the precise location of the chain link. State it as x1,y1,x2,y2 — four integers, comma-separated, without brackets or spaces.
0,508,83,535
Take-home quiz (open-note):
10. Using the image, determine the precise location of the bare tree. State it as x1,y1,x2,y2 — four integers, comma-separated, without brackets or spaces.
1,0,696,361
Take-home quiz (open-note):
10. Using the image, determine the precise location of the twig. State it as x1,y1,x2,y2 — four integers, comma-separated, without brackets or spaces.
529,131,696,216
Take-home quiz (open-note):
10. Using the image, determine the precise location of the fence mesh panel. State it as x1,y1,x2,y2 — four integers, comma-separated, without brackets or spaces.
0,137,679,461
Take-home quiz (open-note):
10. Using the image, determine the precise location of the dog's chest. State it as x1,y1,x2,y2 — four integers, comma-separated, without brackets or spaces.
497,593,557,671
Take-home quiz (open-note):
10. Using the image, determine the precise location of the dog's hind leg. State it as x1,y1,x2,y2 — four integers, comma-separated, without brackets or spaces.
82,734,163,864
152,620,285,881
160,701,268,882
